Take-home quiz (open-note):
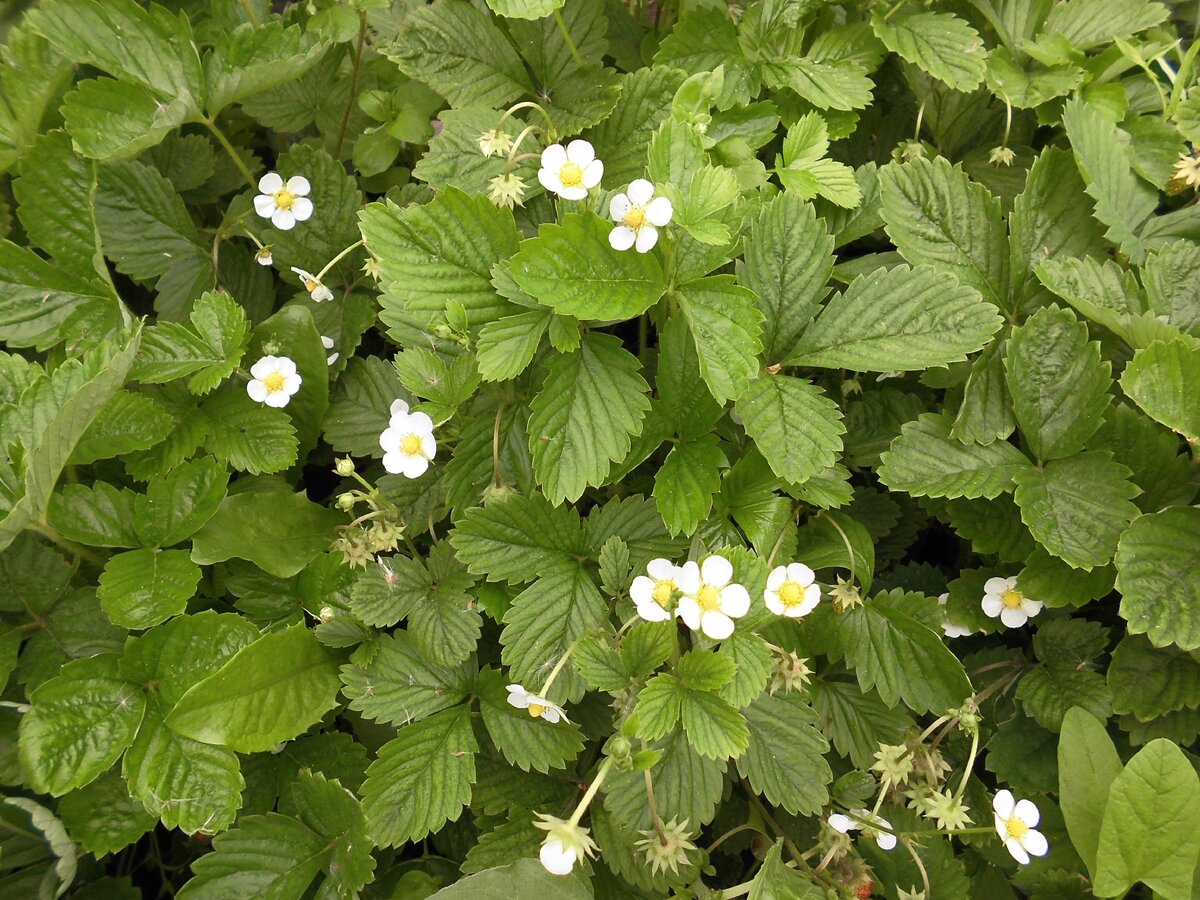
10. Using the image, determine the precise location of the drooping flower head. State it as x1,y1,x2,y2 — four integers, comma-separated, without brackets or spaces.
488,172,526,209
254,172,313,231
981,576,1042,628
676,555,750,641
992,789,1048,864
506,683,568,723
534,813,597,875
478,129,514,158
538,139,603,200
246,355,301,408
828,810,897,851
254,246,273,266
379,405,436,479
765,562,820,618
290,267,334,302
630,558,680,622
609,179,673,253
635,817,697,876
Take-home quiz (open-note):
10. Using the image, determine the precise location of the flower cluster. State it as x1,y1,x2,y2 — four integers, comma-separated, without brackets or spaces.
379,399,437,479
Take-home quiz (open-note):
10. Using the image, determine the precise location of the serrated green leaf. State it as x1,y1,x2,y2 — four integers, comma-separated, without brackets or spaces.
737,692,831,816
412,105,540,199
362,705,476,848
1115,506,1200,650
879,412,1031,500
132,457,227,548
1005,304,1112,460
735,374,845,487
0,25,73,176
478,667,583,773
1,796,79,898
61,76,190,161
406,544,482,667
634,674,684,741
654,435,726,537
433,859,592,899
527,332,650,504
1018,663,1112,731
1043,0,1168,52
322,355,404,458
18,654,144,796
70,390,174,466
952,338,1016,444
1109,635,1200,722
203,21,326,116
786,264,1001,371
97,549,201,630
716,631,772,709
584,65,687,188
190,490,340,578
1143,240,1200,335
340,632,472,726
510,212,665,321
56,769,154,858
46,482,140,548
681,688,749,761
166,625,341,752
451,492,586,583
811,681,912,770
0,240,118,351
461,816,542,875
1121,338,1200,439
749,841,827,899
604,727,726,829
131,290,249,392
872,10,987,91
762,57,874,111
476,310,551,382
176,813,326,899
672,275,763,406
775,113,862,208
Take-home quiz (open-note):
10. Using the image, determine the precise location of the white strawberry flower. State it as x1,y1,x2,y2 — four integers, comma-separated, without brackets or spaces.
629,558,681,622
246,355,301,408
828,810,897,851
506,683,568,723
379,409,436,478
992,790,1048,864
765,562,820,618
320,335,339,366
608,179,673,253
538,139,603,200
254,172,314,230
937,592,972,638
534,813,597,875
254,246,273,266
981,576,1042,628
676,555,750,641
290,267,334,302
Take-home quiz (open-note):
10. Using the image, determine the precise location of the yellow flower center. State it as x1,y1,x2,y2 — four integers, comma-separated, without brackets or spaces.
559,162,584,187
400,434,424,456
778,581,804,607
263,372,286,393
1001,588,1024,609
623,206,647,229
273,188,295,210
527,703,546,718
651,579,675,608
696,585,721,612
303,276,319,292
1005,816,1029,840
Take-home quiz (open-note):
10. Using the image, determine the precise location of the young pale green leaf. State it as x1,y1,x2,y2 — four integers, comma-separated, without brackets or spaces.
1061,98,1157,263
1120,339,1200,439
18,654,145,796
653,435,726,537
1012,453,1140,570
740,193,834,364
97,549,201,630
735,374,844,487
736,692,831,815
878,412,1031,500
477,667,583,773
175,813,327,900
340,632,473,726
1005,305,1112,461
132,457,227,548
1115,507,1200,651
166,625,341,752
749,841,827,900
56,770,154,859
131,290,249,392
1108,636,1200,722
879,157,1009,310
775,113,862,208
675,275,764,405
786,265,1002,371
190,490,340,578
362,705,477,848
203,21,326,116
476,310,551,382
510,213,665,322
528,332,650,504
871,10,987,91
450,493,587,583
1094,740,1200,898
361,187,522,332
1058,707,1123,879
46,483,140,548
680,689,749,761
1017,663,1113,731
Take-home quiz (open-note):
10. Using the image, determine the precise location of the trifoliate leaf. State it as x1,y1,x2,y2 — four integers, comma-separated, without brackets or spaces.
1115,507,1200,651
871,10,988,91
131,290,250,393
774,113,862,208
190,490,340,578
1121,338,1200,439
737,692,831,815
97,549,201,630
675,275,764,405
478,667,583,773
340,632,473,726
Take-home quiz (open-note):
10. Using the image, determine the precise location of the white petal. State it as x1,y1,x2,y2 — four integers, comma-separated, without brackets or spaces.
401,454,429,479
1014,800,1040,828
999,606,1027,628
321,336,335,349
254,194,277,217
646,558,676,581
265,390,291,408
608,225,637,251
314,285,334,302
828,814,855,833
247,380,268,402
992,790,1015,819
275,357,297,377
379,426,401,453
700,555,733,588
1021,598,1043,619
250,356,276,379
409,411,434,434
258,172,283,193
788,562,815,585
581,158,603,189
540,840,576,875
700,610,734,640
390,399,410,417
630,576,655,605
718,583,750,618
1022,829,1049,857
381,451,406,474
798,584,821,615
634,225,659,253
875,831,897,851
983,576,1011,594
767,566,787,590
645,195,673,226
291,266,313,280
981,595,1004,618
677,597,701,630
937,592,950,607
609,193,631,221
506,687,529,709
565,139,594,167
765,593,785,616
541,705,563,723
557,185,589,201
626,178,655,205
675,561,700,594
636,600,672,622
291,196,314,221
421,433,437,460
540,143,567,170
1004,837,1030,865
283,373,302,394
537,167,564,195
285,175,311,196
272,208,297,230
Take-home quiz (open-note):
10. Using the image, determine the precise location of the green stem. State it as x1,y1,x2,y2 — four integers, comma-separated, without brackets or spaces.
553,8,585,68
334,10,368,159
316,239,365,281
719,880,756,899
954,726,981,801
238,0,261,27
821,512,857,585
204,119,258,189
706,823,763,855
538,634,585,697
29,522,105,567
568,758,613,826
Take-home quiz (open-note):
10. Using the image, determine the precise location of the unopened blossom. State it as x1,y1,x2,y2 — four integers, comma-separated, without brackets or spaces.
254,172,313,230
828,810,897,851
478,129,514,158
765,562,820,618
538,139,602,200
320,335,339,366
534,814,597,875
993,789,1048,864
937,592,971,638
608,179,672,253
291,267,334,302
488,172,526,209
506,683,568,723
676,555,750,641
379,407,436,478
981,576,1042,628
629,558,680,622
254,246,273,266
246,355,301,408
635,817,697,876
989,145,1016,167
